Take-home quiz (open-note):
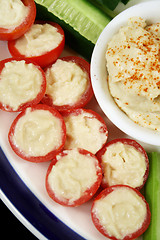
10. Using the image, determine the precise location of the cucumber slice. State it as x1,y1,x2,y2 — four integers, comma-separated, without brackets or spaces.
88,0,121,11
143,152,160,239
35,0,111,60
121,0,130,4
35,0,110,44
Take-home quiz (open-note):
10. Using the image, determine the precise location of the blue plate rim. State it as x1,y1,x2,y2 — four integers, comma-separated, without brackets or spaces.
0,146,86,240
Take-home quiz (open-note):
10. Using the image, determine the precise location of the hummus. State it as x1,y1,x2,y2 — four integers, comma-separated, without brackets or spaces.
15,23,63,57
12,108,63,157
48,149,98,204
106,17,160,132
92,186,147,239
0,0,29,29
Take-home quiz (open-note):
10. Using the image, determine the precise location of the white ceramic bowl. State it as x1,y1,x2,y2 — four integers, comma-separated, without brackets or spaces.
91,1,160,146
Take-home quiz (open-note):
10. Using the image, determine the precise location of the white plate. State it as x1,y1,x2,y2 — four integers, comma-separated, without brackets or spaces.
0,15,159,240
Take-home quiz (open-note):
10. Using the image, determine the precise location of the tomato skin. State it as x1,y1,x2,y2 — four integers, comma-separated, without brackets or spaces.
46,148,102,207
8,21,65,68
91,185,151,240
41,56,94,111
8,104,66,162
0,57,46,112
96,138,149,190
0,0,36,41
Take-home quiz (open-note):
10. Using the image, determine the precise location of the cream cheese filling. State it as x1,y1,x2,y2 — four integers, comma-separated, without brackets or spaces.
0,60,43,111
48,149,98,204
12,108,63,157
64,112,107,154
106,17,160,131
101,142,146,188
93,187,147,239
15,23,63,56
45,59,88,106
0,0,29,29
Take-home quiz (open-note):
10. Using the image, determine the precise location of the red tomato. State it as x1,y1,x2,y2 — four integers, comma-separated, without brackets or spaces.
8,104,66,162
41,56,93,112
91,185,151,240
46,148,102,207
96,138,149,190
0,0,36,41
62,108,108,154
0,58,46,112
8,21,65,68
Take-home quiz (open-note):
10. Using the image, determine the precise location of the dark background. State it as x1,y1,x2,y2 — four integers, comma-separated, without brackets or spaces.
1,200,38,239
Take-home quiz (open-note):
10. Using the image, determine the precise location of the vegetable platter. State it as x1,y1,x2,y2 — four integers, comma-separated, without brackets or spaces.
0,0,160,240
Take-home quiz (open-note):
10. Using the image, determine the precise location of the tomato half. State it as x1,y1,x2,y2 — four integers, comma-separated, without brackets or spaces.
91,185,151,240
42,56,93,111
62,108,108,154
0,57,46,112
8,21,65,67
8,104,66,162
96,138,149,190
46,148,102,207
0,0,36,41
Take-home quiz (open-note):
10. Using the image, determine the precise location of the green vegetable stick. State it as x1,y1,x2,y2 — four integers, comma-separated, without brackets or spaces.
35,0,111,60
89,0,121,11
143,152,160,239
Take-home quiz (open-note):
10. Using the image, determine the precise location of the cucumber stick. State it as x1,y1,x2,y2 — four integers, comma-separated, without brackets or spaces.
143,152,160,239
89,0,121,11
35,0,111,60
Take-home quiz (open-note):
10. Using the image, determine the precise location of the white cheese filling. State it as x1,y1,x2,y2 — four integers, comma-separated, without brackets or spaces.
0,60,43,111
15,23,63,57
48,149,98,204
45,59,88,106
64,112,107,154
12,108,63,157
93,187,147,239
101,142,146,188
0,0,29,29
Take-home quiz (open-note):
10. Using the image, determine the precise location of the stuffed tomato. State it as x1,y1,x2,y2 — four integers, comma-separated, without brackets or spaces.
0,0,36,40
8,104,66,162
0,58,46,112
8,20,65,67
46,148,102,207
91,185,151,240
62,108,108,154
96,138,149,190
41,56,93,111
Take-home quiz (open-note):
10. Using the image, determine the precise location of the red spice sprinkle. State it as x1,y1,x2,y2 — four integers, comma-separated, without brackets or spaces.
144,88,148,92
156,81,160,86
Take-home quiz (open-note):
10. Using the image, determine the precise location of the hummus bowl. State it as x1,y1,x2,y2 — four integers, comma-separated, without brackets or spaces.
91,1,160,146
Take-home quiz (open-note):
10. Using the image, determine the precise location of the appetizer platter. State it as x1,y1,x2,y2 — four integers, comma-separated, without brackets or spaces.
0,0,160,240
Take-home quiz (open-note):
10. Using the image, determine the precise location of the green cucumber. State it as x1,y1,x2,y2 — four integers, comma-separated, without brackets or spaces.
87,0,131,18
35,0,111,60
121,0,130,4
143,152,160,239
88,0,121,11
87,0,118,18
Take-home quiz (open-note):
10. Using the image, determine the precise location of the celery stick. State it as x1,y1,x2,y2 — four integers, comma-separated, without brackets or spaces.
143,152,160,239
